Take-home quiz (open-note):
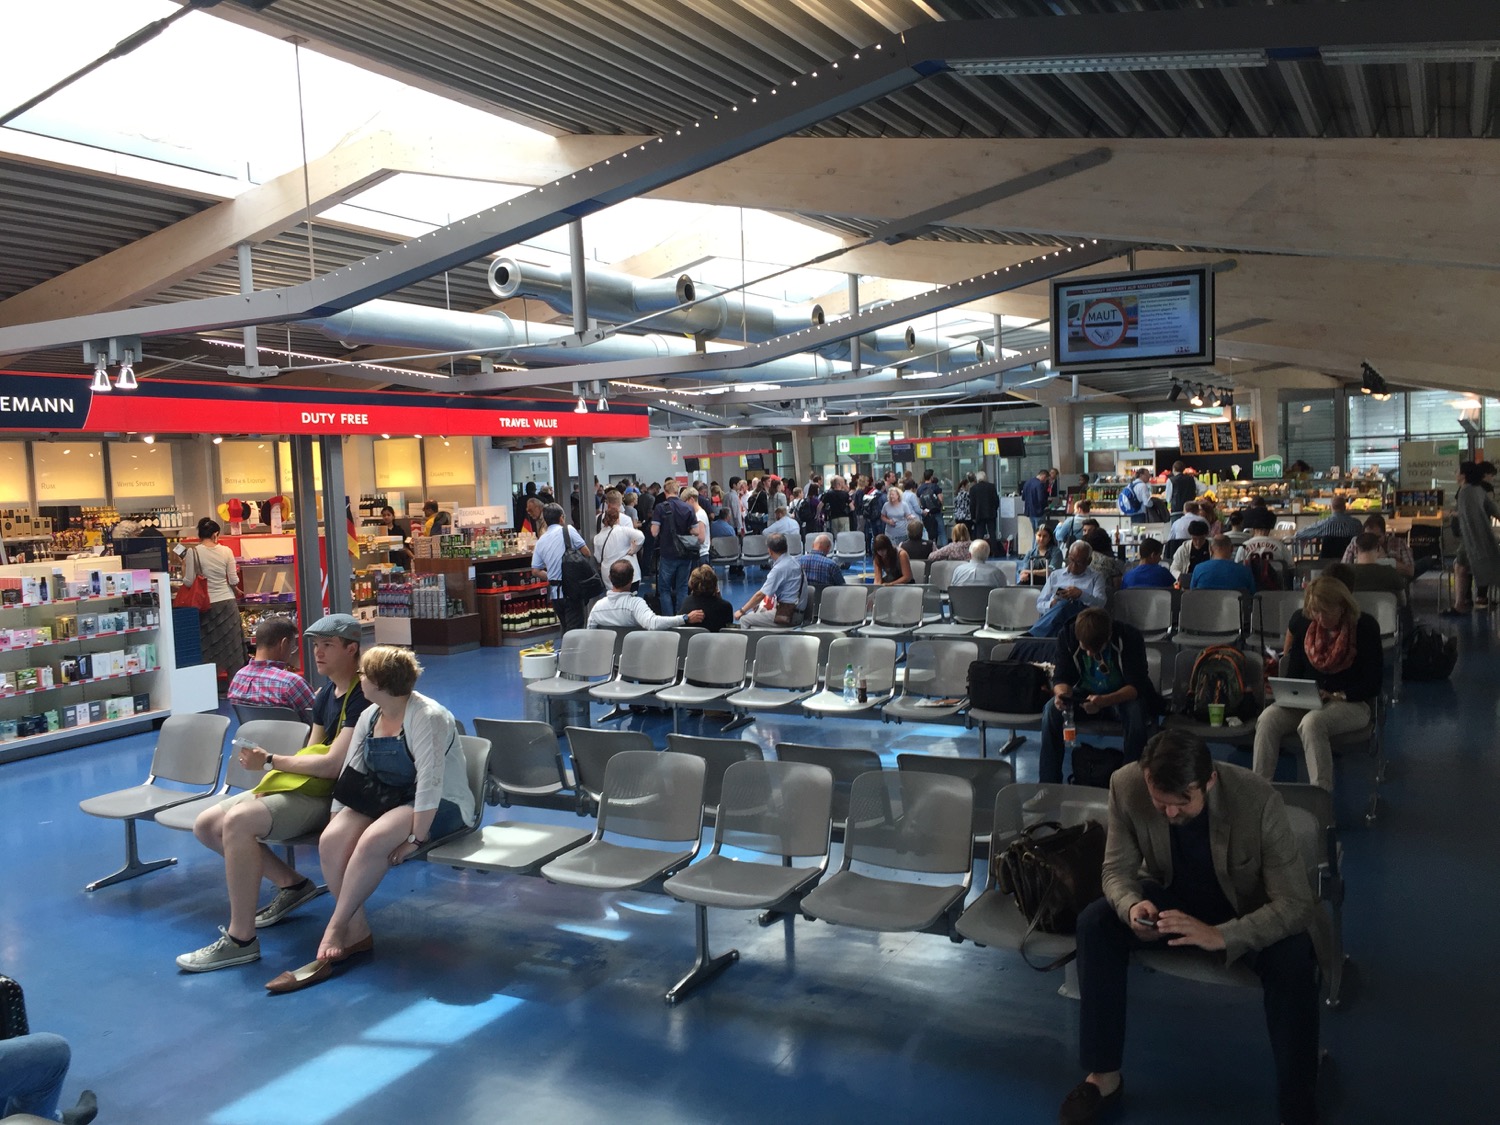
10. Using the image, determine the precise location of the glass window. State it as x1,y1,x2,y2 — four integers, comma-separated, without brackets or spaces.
1140,411,1180,450
1082,413,1131,451
1347,392,1405,438
1283,398,1335,472
1406,390,1468,438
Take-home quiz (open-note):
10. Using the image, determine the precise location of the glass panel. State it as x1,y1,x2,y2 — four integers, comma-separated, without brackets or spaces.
372,438,418,490
1140,411,1180,450
219,441,278,495
1406,389,1469,438
1347,391,1405,437
32,441,104,503
423,437,474,488
1284,399,1335,473
108,441,175,499
1348,437,1400,474
1082,413,1131,451
0,444,29,504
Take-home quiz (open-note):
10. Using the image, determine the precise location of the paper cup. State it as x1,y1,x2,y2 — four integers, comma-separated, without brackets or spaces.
1208,702,1226,727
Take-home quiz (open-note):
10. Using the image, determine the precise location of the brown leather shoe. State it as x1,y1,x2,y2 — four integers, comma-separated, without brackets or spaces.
330,934,374,962
265,958,333,994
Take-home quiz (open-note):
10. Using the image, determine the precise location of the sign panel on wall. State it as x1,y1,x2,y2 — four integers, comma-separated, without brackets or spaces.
0,444,27,503
108,442,175,498
373,438,420,490
424,437,475,488
836,435,876,456
982,438,1000,456
1399,439,1462,490
915,441,933,460
276,441,323,495
218,441,278,494
31,441,104,502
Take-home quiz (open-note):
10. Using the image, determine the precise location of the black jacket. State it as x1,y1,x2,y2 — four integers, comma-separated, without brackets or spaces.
1053,618,1161,714
969,480,1000,521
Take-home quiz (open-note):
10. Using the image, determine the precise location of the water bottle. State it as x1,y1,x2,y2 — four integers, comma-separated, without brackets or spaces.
1062,699,1077,746
842,663,857,705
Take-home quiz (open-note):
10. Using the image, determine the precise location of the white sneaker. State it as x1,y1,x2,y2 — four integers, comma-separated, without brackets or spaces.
254,879,322,929
176,927,260,972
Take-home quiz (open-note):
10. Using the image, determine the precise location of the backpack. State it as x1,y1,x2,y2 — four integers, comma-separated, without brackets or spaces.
1247,548,1282,591
1068,743,1125,788
1117,484,1142,515
1403,625,1457,681
921,486,943,515
1184,645,1259,722
967,659,1051,714
863,489,886,527
560,533,605,602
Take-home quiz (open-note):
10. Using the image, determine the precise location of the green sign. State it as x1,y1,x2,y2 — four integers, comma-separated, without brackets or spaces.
1252,456,1284,479
836,435,876,456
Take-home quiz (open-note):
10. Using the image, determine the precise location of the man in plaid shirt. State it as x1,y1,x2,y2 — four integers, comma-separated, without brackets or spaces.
228,616,315,713
796,534,847,589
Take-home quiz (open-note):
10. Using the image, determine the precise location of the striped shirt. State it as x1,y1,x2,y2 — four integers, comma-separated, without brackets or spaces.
228,659,315,712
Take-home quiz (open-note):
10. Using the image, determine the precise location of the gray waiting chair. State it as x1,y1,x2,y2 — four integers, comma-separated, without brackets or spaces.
1353,590,1402,701
916,584,990,639
955,783,1110,971
800,770,975,937
775,743,882,835
896,753,1016,845
739,534,770,570
905,558,928,586
883,639,977,726
665,733,766,819
802,637,899,718
662,759,835,1003
154,719,310,832
78,712,231,891
973,587,1042,642
854,586,926,645
1250,590,1303,653
723,634,822,729
231,702,313,727
525,629,619,725
565,726,655,816
1175,589,1245,650
709,535,742,572
928,559,959,595
1111,587,1175,643
808,585,872,635
473,718,575,810
541,750,706,892
834,530,867,569
656,631,751,733
589,630,682,720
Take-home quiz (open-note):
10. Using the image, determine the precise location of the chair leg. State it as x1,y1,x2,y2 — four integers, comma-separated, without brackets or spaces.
85,818,176,891
665,904,738,1004
597,705,631,723
719,712,753,733
998,730,1025,756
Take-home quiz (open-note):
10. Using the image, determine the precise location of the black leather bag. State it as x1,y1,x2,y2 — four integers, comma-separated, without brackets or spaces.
994,820,1107,968
0,976,28,1040
332,766,416,819
1068,742,1125,788
967,659,1050,713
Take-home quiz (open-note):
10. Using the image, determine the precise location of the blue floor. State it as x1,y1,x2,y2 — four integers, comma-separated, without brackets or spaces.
3,576,1494,1124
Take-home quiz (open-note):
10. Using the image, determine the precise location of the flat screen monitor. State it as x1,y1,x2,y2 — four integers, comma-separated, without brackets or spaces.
997,436,1026,457
890,441,915,460
684,456,701,473
1050,266,1213,374
117,536,168,573
744,452,765,471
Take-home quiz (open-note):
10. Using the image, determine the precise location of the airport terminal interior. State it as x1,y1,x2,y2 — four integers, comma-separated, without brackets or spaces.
0,2,1496,1123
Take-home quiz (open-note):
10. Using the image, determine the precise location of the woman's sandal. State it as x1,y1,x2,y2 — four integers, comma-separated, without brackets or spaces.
264,935,374,993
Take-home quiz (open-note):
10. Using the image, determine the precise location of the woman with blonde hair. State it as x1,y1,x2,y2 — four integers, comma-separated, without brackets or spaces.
1251,577,1382,791
265,645,475,992
681,564,734,632
928,521,973,563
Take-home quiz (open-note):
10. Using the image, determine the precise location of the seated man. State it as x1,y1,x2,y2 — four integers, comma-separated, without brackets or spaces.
1120,538,1175,590
1294,495,1362,542
709,507,737,540
1189,535,1258,594
588,560,706,629
1348,532,1409,596
1032,541,1108,637
735,533,808,627
1339,514,1414,578
766,505,800,539
1168,500,1204,542
178,614,369,972
0,1023,97,1123
797,533,846,589
1224,510,1253,544
1236,532,1294,571
950,538,1008,588
1168,520,1212,586
1240,494,1278,532
1039,608,1158,783
227,614,316,715
1061,729,1318,1125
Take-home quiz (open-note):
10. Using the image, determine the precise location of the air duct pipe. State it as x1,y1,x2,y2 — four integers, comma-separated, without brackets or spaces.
301,299,845,383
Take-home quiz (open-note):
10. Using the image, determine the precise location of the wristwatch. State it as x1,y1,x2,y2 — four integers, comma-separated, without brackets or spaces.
262,754,275,772
406,833,426,846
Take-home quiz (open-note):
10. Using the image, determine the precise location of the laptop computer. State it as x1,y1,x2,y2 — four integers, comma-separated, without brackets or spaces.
1267,677,1324,710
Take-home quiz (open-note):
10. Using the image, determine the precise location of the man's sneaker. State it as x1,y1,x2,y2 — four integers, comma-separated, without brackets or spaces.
255,879,321,928
176,927,260,972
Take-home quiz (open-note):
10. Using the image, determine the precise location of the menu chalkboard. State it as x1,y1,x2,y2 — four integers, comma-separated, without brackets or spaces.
1178,425,1198,454
1234,420,1255,452
1213,422,1234,452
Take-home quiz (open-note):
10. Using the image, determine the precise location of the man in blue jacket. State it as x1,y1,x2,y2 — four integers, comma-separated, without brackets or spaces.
1022,469,1051,531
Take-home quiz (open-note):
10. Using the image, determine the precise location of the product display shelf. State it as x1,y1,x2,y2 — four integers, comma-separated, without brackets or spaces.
0,567,216,764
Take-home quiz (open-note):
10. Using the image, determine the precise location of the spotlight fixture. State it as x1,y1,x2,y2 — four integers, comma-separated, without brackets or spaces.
801,407,811,423
1359,360,1389,398
575,395,588,414
1167,380,1182,403
1189,383,1204,407
212,435,223,445
90,354,112,393
597,394,609,412
142,434,155,445
817,408,827,422
114,349,138,391
544,436,554,447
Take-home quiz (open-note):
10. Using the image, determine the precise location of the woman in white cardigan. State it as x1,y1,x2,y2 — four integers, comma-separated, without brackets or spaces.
265,645,474,992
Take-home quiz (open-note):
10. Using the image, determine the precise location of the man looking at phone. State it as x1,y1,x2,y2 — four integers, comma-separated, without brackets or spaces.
177,614,369,972
1060,729,1319,1125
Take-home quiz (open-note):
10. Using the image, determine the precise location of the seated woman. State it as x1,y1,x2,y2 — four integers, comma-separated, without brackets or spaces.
1017,524,1063,585
1251,577,1382,792
681,564,735,632
266,645,475,992
927,522,972,563
871,534,904,585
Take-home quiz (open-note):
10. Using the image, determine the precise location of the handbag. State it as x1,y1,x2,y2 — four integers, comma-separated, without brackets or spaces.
173,546,212,611
994,820,1107,969
0,975,28,1040
1067,742,1125,788
771,569,805,626
967,659,1050,713
332,723,417,818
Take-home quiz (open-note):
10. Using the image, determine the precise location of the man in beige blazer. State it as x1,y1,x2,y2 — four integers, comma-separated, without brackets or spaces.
1060,729,1320,1125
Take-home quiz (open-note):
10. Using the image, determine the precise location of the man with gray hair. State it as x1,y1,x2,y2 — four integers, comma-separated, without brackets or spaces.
951,538,1008,589
1031,540,1108,637
969,469,1000,541
735,533,808,627
796,532,845,590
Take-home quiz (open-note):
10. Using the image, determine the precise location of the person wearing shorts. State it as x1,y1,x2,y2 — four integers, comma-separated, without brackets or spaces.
176,614,369,972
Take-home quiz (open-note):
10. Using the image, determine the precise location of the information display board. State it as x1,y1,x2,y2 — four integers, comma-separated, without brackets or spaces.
1051,266,1214,374
1177,420,1255,455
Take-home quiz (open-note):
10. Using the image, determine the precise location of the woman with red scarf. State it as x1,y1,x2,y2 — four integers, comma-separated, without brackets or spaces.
1252,576,1383,791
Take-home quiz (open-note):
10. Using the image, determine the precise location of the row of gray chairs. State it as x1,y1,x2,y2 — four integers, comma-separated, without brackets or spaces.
426,741,1348,1008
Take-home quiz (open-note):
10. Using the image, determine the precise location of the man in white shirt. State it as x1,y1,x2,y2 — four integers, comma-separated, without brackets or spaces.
1169,501,1204,541
588,561,704,630
766,506,800,539
531,503,589,629
951,539,1009,588
724,476,745,535
1032,542,1108,637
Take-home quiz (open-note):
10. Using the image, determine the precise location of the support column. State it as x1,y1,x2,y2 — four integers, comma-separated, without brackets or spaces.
577,438,597,535
289,436,325,681
320,437,353,618
1332,384,1349,472
1251,387,1280,464
790,426,813,485
1048,403,1082,475
569,219,590,334
550,442,569,501
237,242,257,364
847,274,861,375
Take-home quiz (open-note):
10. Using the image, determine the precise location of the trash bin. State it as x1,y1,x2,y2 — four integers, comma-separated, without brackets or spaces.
520,648,589,735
